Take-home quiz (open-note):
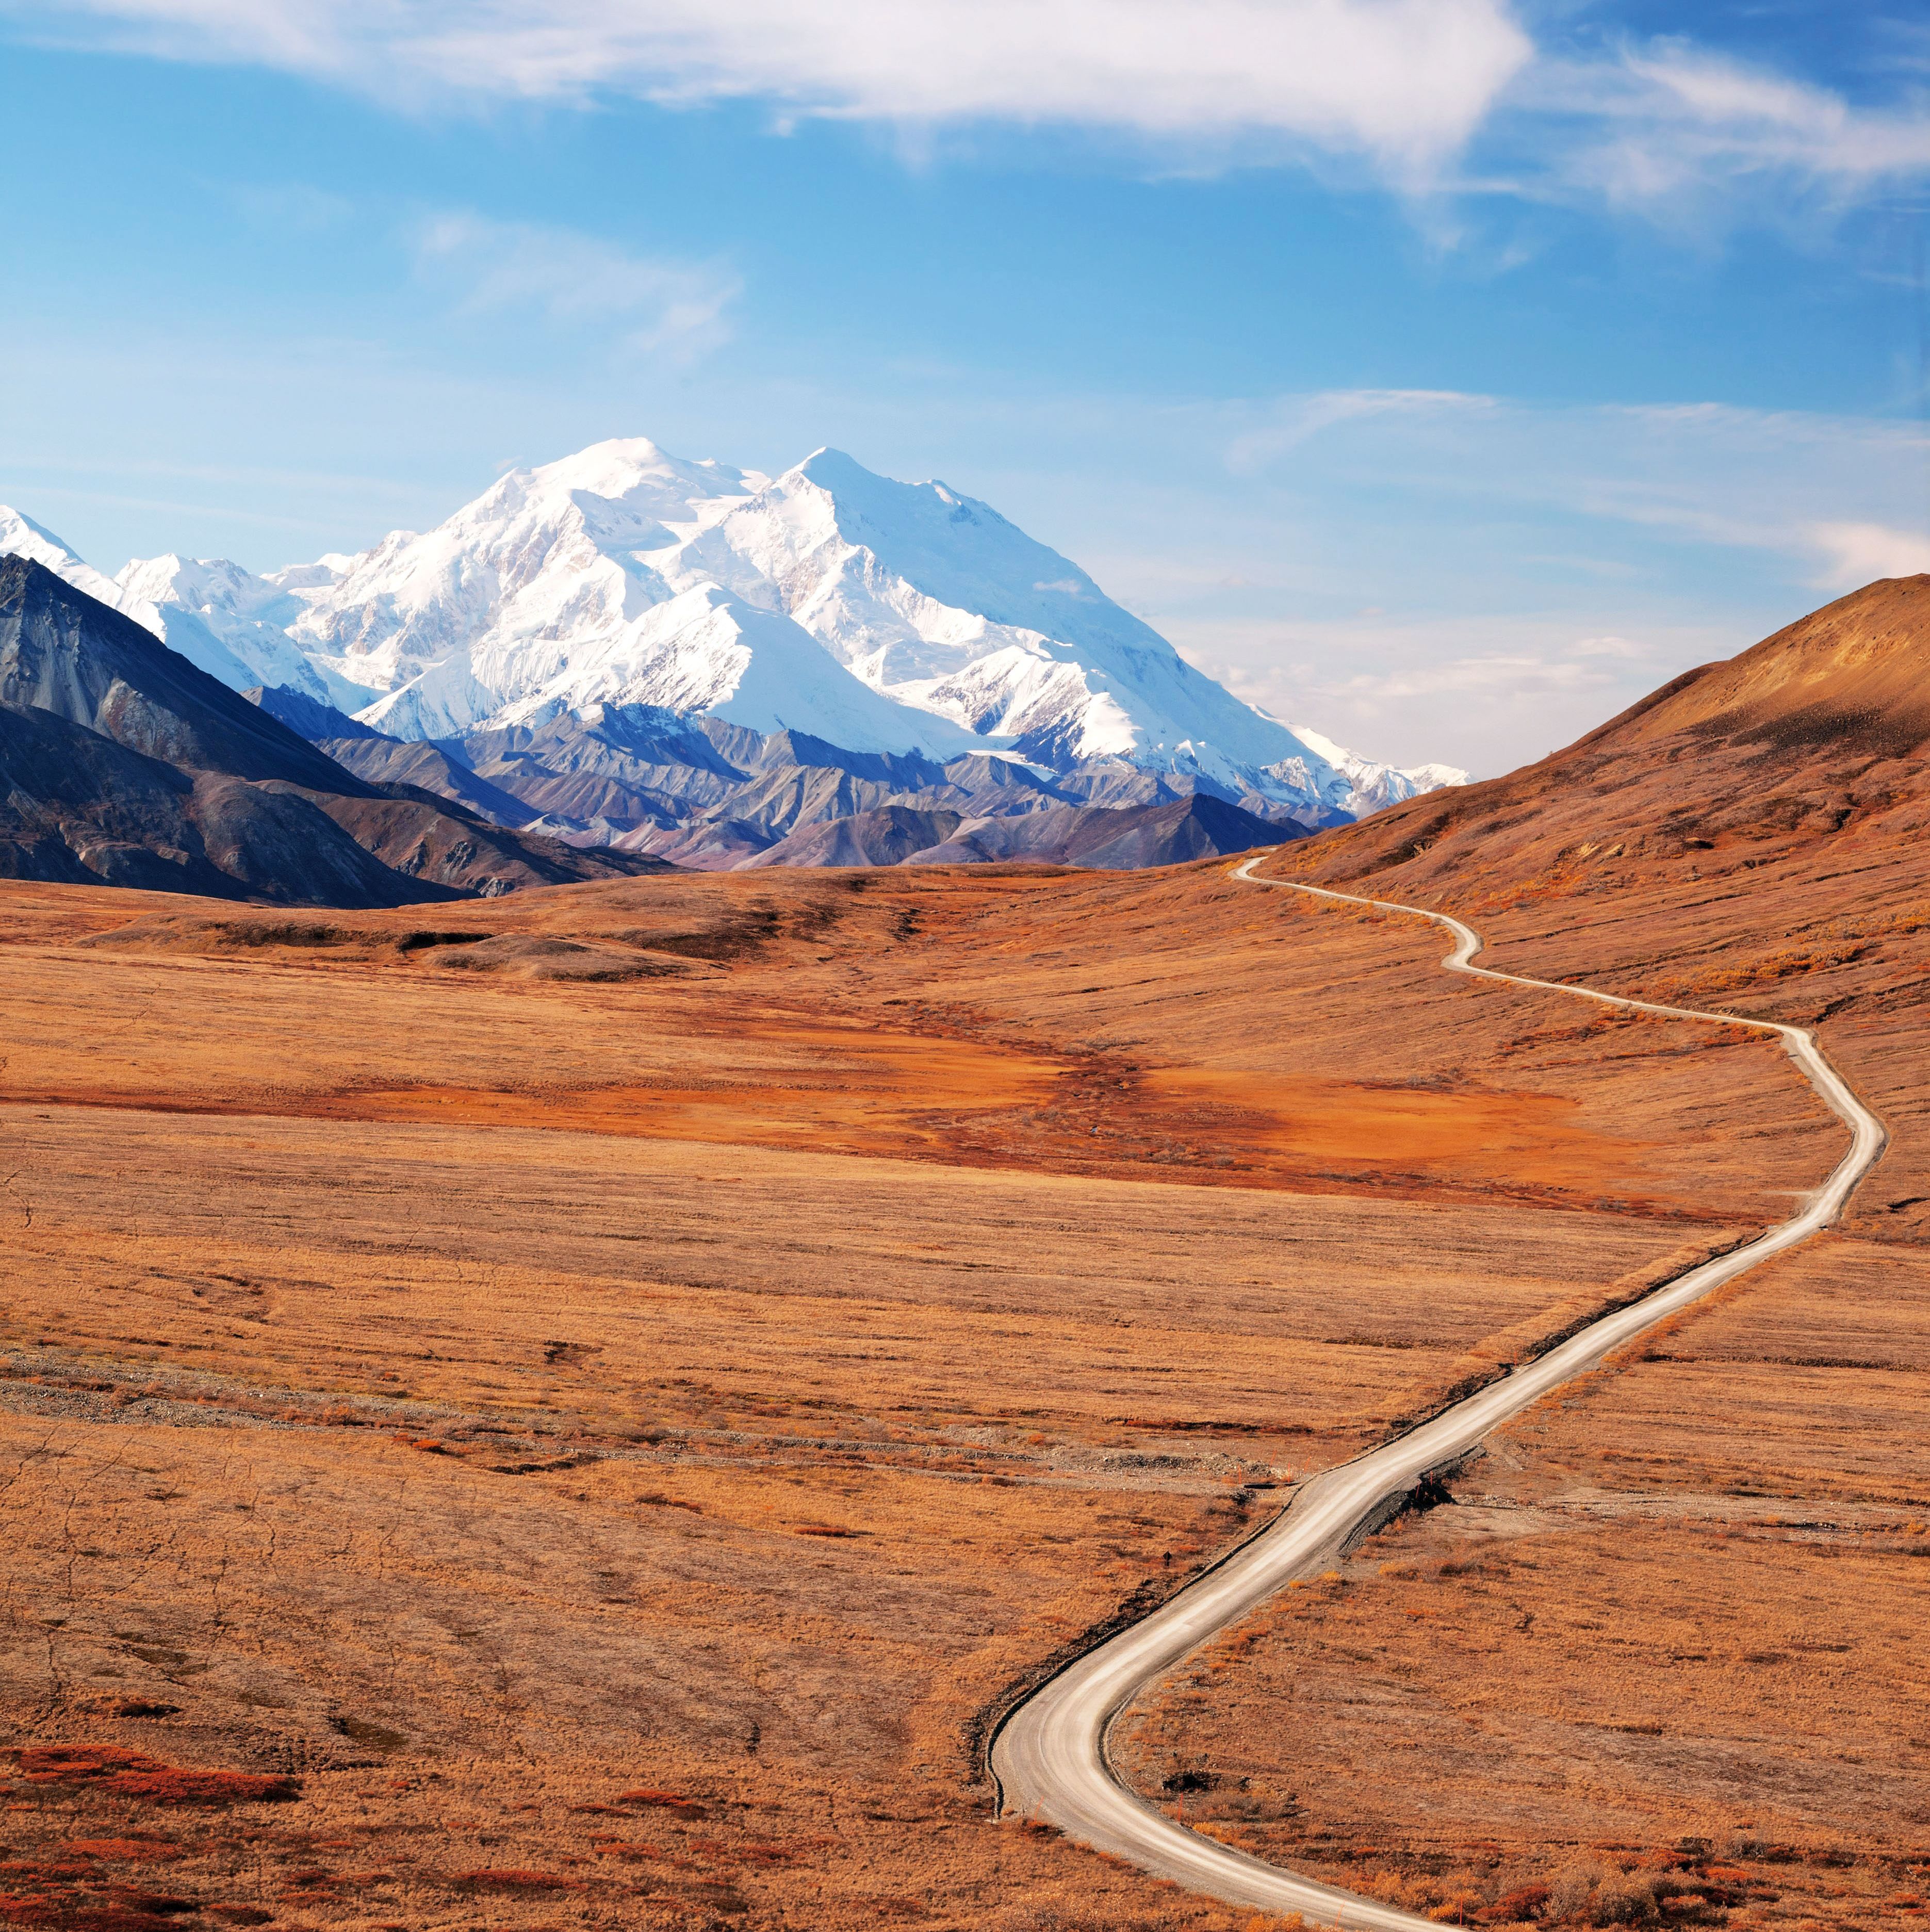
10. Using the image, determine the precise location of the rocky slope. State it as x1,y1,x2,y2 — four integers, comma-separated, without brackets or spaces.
0,560,670,903
253,687,1300,871
743,792,1288,870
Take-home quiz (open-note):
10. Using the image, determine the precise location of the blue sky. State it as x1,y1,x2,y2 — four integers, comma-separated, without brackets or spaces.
2,1,1928,773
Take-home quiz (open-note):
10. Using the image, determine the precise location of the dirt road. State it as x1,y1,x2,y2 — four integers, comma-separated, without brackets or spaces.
989,854,1887,1931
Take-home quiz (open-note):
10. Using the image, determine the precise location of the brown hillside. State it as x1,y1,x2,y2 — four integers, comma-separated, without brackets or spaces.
0,845,1859,1931
1269,573,1930,1241
1190,578,1930,1924
4,579,1927,1930
1282,574,1930,907
1609,572,1930,753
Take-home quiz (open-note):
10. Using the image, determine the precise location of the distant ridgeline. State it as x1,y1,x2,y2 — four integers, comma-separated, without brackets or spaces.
2,554,1290,902
0,438,1463,887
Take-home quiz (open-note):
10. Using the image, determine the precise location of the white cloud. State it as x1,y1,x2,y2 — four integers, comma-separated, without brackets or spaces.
231,181,354,232
4,0,1534,181
1532,41,1930,220
1807,521,1930,589
415,213,741,361
1322,650,1614,700
1173,609,1732,775
14,2,1930,224
1225,387,1494,474
1222,388,1930,586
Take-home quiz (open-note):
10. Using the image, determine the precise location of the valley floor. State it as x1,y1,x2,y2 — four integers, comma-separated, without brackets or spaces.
0,854,1905,1930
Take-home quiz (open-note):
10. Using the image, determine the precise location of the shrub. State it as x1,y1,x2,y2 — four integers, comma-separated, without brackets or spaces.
1478,1884,1550,1924
1587,1873,1657,1926
103,1769,297,1807
1546,1863,1604,1921
14,1747,296,1807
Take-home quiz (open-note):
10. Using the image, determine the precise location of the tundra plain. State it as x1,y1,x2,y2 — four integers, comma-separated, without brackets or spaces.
0,840,1892,1932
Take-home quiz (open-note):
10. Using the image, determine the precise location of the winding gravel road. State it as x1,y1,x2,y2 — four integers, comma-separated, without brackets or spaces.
990,854,1887,1932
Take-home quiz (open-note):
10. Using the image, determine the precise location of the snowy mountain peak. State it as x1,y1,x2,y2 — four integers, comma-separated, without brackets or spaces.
483,580,986,757
2,443,1465,830
0,505,120,605
0,512,355,708
282,434,767,709
515,435,761,530
672,445,1344,784
115,551,285,621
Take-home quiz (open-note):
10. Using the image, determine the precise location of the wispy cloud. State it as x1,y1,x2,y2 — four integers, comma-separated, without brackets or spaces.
230,181,355,233
1527,41,1930,225
415,213,741,361
1225,388,1494,473
1182,610,1727,776
1223,388,1930,583
12,2,1930,226
0,0,1535,183
1807,521,1930,588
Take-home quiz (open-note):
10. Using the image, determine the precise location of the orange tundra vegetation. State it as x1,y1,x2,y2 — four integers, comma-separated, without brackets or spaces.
2,578,1927,1929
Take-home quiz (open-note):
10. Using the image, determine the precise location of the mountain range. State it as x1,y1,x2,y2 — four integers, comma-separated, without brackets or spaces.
0,440,1463,873
0,554,689,903
0,556,1305,900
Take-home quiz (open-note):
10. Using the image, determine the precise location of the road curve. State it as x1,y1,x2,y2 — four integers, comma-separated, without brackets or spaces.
990,852,1887,1932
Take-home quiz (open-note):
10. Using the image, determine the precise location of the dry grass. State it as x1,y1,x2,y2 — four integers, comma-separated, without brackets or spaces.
1117,1234,1930,1928
1134,667,1930,1927
0,852,1878,1929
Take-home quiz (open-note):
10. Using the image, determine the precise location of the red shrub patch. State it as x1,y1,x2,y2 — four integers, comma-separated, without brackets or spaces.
1478,1885,1550,1923
102,1772,295,1808
16,1747,296,1808
794,1525,864,1538
70,1914,200,1932
616,1789,699,1812
20,1748,155,1782
67,1846,180,1866
0,1898,63,1929
448,1871,574,1894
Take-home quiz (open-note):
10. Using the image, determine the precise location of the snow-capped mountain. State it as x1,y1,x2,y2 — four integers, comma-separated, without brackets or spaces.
0,507,121,607
0,442,1466,830
286,442,759,708
281,437,1462,818
381,581,988,755
1285,723,1469,819
665,448,1313,776
0,509,358,708
112,553,371,709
